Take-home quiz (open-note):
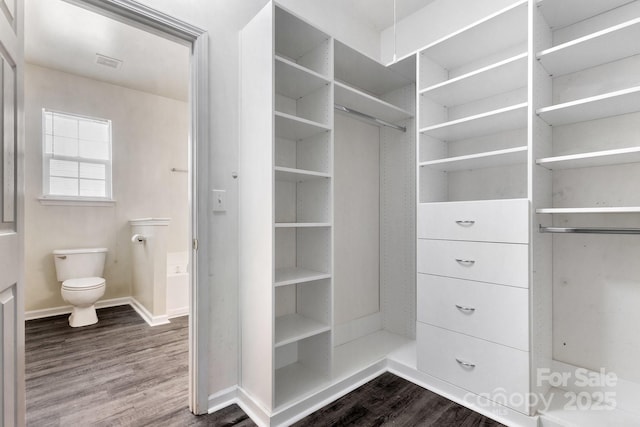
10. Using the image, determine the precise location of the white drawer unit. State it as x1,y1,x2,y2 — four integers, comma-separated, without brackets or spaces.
417,274,529,351
417,239,528,288
417,199,529,243
417,322,530,414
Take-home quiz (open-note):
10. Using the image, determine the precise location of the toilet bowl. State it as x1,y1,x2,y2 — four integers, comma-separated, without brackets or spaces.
53,248,107,327
61,277,106,327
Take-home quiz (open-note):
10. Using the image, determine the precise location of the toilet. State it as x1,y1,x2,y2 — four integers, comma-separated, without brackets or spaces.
53,248,107,327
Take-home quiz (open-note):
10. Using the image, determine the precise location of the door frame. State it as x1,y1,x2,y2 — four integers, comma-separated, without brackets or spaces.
60,0,210,414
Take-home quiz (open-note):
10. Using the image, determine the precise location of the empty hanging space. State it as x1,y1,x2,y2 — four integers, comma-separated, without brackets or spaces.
418,0,529,203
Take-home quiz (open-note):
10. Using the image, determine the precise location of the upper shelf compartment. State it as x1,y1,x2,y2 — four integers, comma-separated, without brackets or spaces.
275,6,331,77
275,56,330,100
419,0,528,71
537,0,633,29
537,17,640,77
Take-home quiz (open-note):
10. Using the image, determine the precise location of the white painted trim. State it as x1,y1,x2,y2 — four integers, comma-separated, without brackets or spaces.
167,306,189,319
236,387,271,427
333,312,383,346
207,385,240,413
25,297,131,320
129,297,170,326
37,197,116,207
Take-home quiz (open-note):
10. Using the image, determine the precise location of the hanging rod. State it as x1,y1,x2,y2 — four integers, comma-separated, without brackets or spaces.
334,104,406,133
171,168,188,173
539,225,640,235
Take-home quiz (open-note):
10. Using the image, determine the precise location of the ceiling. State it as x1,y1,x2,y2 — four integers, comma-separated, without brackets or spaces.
25,0,433,101
25,0,190,102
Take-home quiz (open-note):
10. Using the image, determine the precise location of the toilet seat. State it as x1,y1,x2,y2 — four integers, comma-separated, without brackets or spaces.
62,277,105,291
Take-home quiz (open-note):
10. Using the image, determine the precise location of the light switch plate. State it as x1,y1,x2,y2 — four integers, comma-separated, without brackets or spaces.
212,189,226,212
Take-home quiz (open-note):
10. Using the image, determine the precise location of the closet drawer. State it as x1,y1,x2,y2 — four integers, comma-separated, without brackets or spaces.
417,274,529,351
417,239,528,287
417,199,529,243
417,323,529,414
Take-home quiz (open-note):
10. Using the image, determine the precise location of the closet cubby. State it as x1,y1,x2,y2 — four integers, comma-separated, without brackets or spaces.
417,0,529,204
274,177,330,225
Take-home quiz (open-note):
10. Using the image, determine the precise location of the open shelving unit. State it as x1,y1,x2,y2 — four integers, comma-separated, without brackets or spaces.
537,0,633,29
537,147,640,170
420,146,527,172
334,81,412,124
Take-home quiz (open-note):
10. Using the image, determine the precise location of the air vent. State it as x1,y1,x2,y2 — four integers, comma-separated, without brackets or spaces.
95,54,123,69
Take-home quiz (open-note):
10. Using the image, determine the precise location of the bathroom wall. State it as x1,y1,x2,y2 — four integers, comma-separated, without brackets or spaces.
24,63,189,312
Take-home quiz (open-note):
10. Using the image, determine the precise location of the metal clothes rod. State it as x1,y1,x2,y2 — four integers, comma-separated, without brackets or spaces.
171,168,188,173
539,225,640,235
334,104,406,133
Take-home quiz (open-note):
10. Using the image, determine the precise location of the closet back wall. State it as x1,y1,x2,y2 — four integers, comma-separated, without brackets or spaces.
24,64,189,312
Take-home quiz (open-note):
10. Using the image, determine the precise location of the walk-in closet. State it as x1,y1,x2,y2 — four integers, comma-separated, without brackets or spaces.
235,1,640,425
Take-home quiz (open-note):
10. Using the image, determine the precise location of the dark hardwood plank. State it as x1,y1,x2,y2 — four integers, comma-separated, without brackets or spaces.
26,306,504,426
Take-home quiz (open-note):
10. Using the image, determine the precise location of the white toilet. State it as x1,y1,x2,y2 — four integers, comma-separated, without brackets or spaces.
53,247,107,327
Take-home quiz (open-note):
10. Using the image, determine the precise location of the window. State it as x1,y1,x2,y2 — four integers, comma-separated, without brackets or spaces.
42,109,112,201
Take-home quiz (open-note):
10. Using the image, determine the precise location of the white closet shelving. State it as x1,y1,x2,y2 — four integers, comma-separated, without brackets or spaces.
537,0,633,29
416,0,535,417
240,3,333,413
418,0,529,204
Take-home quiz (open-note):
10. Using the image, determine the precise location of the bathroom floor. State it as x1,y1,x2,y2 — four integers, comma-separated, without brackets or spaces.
25,305,503,426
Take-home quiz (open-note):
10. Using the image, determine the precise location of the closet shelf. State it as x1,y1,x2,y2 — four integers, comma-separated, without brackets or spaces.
275,313,331,348
536,207,640,214
537,86,640,126
419,103,528,141
274,267,331,287
420,53,528,106
275,166,330,182
335,40,415,97
275,223,331,228
275,111,330,140
275,7,329,67
537,0,633,30
420,146,527,172
537,147,640,170
335,81,413,124
537,18,640,77
275,362,329,409
419,0,528,69
275,55,330,100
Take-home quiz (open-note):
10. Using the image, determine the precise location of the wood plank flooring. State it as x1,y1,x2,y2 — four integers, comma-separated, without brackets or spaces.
26,305,504,426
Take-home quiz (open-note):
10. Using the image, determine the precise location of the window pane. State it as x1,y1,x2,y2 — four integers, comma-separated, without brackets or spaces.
50,159,78,178
80,179,106,197
44,112,53,135
79,120,109,142
52,135,78,157
44,134,53,154
52,114,78,138
50,177,78,196
80,162,105,180
79,139,109,160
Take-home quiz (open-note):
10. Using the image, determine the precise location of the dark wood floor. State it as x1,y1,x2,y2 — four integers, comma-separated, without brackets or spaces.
26,305,503,426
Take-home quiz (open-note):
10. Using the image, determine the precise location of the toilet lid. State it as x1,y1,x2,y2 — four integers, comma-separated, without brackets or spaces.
62,277,105,290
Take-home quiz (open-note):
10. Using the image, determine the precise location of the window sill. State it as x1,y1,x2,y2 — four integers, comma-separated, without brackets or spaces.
38,197,116,207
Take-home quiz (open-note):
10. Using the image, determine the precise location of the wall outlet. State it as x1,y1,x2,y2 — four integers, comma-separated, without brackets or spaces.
212,189,226,212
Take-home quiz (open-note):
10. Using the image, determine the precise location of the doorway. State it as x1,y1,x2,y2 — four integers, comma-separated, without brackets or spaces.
22,0,209,416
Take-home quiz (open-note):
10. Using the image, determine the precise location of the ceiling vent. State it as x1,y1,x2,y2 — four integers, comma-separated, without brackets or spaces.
95,54,123,69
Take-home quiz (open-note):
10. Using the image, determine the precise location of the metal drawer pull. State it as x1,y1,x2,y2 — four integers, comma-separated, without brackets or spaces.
455,220,475,226
455,259,475,266
455,304,476,313
456,358,476,369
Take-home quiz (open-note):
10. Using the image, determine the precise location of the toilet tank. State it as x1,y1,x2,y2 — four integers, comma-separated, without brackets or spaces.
53,248,107,281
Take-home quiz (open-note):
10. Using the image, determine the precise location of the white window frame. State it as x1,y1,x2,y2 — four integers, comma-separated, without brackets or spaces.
40,109,114,206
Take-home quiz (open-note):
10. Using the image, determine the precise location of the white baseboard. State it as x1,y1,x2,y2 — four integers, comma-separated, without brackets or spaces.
129,298,170,326
25,297,132,320
26,297,174,327
167,306,189,319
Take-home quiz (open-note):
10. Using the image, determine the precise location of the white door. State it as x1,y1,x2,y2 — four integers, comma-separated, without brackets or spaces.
0,0,24,425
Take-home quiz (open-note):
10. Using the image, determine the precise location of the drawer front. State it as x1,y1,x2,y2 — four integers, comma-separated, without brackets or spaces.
417,199,529,243
417,239,528,288
417,323,529,414
417,274,529,351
